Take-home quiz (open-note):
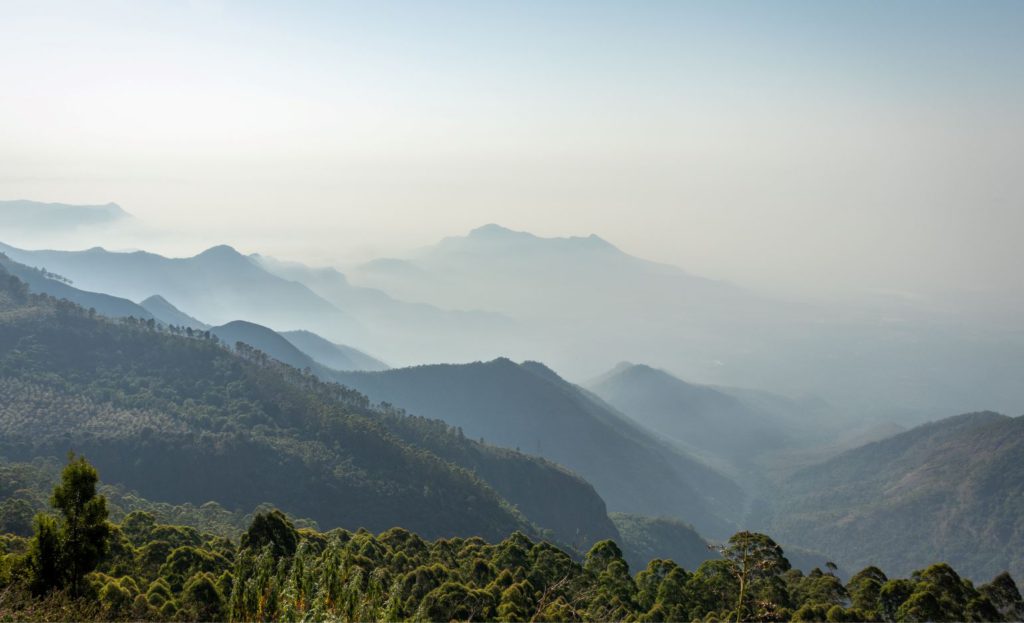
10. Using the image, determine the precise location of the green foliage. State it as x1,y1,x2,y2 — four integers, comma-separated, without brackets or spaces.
51,454,110,595
3,499,1023,622
240,510,298,557
25,454,110,596
980,572,1024,621
845,565,887,616
716,531,791,622
182,572,226,621
610,512,715,573
26,513,62,595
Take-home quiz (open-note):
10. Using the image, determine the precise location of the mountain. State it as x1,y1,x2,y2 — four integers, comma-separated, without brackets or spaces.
280,330,388,372
0,199,129,231
349,223,778,370
0,252,152,320
332,359,745,538
252,254,515,365
0,251,384,375
349,224,1024,418
0,242,359,342
0,240,517,368
210,321,389,377
140,295,209,330
0,266,620,547
609,513,714,573
210,319,331,370
351,224,740,321
588,363,795,466
765,411,1024,580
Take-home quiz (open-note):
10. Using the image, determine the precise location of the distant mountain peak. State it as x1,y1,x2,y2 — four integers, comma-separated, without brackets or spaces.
461,224,620,253
0,199,130,231
139,294,209,330
195,244,250,263
594,361,663,383
468,224,534,239
197,244,241,256
218,319,263,330
141,294,171,306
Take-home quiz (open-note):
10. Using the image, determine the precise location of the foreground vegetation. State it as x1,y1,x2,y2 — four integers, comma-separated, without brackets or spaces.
1,457,1021,623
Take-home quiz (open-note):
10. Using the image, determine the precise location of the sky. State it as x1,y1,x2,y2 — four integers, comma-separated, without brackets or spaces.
1,0,1023,310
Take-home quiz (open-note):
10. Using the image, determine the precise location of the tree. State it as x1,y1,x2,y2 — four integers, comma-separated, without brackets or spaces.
241,509,299,557
846,566,888,615
181,572,226,621
879,579,916,622
895,590,943,622
979,572,1024,621
51,453,110,596
716,531,790,622
26,513,62,595
27,454,110,596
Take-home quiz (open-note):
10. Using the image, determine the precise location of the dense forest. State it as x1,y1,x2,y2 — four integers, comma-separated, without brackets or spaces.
2,456,1022,622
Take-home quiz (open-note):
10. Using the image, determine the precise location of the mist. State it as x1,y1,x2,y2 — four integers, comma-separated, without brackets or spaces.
2,1,1023,319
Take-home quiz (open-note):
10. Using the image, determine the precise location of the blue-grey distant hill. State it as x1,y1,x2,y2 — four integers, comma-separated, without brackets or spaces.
0,242,361,344
280,329,388,372
588,363,803,462
140,294,209,330
252,254,514,365
349,223,1024,419
0,199,129,231
0,240,515,366
210,321,388,376
0,251,151,320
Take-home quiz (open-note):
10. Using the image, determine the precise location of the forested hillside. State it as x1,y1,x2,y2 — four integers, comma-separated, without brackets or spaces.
767,411,1024,581
0,267,616,548
608,513,713,573
334,360,745,538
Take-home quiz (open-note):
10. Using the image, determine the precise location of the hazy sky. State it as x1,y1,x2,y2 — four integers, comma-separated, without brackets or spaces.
2,1,1022,308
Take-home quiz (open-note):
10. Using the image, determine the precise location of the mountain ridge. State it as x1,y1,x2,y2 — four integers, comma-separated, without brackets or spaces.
766,410,1024,580
0,264,619,547
332,358,746,539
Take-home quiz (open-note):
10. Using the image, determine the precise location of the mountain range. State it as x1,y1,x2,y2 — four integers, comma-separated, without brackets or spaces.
0,242,356,340
347,224,1024,418
6,215,1024,420
4,200,1024,585
332,359,746,539
0,264,619,549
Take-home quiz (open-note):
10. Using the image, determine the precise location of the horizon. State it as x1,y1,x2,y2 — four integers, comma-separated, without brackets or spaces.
3,1,1024,314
